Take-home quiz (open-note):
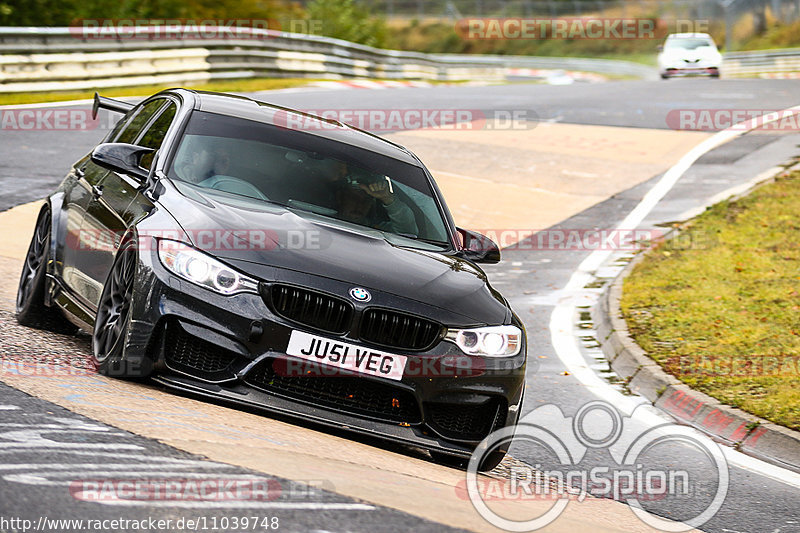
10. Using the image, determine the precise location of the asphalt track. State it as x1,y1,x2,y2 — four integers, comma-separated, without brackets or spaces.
1,78,799,532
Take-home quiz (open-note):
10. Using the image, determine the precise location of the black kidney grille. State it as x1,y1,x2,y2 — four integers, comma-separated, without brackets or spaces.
426,399,507,441
359,309,442,351
269,284,353,334
244,359,421,424
164,324,238,378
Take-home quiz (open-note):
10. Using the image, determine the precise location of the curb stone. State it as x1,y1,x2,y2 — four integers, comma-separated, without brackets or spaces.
592,169,800,472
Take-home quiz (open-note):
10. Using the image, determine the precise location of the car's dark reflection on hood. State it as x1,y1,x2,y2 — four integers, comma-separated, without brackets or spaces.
160,181,509,325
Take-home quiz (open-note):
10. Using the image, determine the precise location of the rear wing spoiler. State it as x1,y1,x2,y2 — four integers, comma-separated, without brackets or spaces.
92,92,134,119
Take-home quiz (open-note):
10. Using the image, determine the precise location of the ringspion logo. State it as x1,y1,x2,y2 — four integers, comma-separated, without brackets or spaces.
465,401,728,531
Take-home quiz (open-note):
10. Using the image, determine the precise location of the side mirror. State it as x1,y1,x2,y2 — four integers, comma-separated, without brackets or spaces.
657,44,664,52
457,228,501,264
91,143,153,181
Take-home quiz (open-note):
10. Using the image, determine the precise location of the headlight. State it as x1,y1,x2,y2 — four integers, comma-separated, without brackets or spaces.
157,239,258,295
444,325,522,357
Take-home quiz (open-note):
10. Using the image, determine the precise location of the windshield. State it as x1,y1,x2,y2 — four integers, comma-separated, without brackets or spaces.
168,111,451,248
664,37,715,50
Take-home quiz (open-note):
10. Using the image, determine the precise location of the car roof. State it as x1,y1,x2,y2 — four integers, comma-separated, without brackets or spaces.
164,89,420,166
665,33,714,39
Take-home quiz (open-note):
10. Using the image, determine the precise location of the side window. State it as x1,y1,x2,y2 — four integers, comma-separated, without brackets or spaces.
116,99,167,145
105,112,133,142
138,103,177,170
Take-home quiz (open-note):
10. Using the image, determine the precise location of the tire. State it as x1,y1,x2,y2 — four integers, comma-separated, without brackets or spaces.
91,237,152,378
430,449,506,472
660,73,669,79
16,207,78,334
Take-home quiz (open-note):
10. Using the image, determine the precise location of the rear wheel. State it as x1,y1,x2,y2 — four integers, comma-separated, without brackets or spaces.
91,238,151,378
16,207,77,334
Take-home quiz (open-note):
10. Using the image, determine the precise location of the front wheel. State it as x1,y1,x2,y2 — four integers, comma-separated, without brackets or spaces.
16,207,77,334
91,238,151,378
430,448,506,472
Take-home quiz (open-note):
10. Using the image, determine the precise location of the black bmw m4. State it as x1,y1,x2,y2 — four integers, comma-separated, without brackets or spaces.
16,89,526,470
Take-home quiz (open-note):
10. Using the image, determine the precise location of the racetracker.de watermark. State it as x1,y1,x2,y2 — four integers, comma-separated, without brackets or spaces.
69,19,282,40
0,108,101,131
457,17,660,40
666,109,800,131
67,228,712,253
456,18,708,40
71,478,281,502
474,228,711,251
666,353,800,377
69,229,326,253
0,357,96,377
270,354,497,378
273,109,538,132
465,400,728,531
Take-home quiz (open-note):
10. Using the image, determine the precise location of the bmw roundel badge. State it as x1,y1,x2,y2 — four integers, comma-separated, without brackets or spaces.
349,287,371,302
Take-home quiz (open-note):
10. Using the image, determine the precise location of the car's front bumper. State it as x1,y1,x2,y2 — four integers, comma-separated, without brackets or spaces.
660,63,720,77
123,240,527,458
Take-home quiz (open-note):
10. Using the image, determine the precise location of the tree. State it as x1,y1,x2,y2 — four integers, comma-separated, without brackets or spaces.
0,0,302,27
306,0,387,47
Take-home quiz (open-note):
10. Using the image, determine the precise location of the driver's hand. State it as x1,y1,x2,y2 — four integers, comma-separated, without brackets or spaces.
359,180,394,205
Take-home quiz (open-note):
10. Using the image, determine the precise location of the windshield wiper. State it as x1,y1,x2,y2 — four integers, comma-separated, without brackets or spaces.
391,232,449,248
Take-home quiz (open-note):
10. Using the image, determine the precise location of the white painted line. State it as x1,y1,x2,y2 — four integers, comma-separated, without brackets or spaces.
78,501,376,510
548,103,800,488
0,443,142,450
0,462,235,471
3,471,291,485
0,405,20,410
0,97,141,110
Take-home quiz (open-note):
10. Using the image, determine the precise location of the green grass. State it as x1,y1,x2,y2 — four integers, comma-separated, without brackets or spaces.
0,78,323,106
621,169,800,431
737,18,800,51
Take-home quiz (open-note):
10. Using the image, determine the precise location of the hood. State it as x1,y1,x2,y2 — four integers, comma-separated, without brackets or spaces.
159,183,510,325
660,46,720,61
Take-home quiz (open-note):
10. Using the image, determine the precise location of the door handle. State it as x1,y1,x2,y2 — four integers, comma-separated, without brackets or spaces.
91,185,103,198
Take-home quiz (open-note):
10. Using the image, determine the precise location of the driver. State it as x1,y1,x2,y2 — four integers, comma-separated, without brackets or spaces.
176,145,266,200
336,179,418,236
177,146,231,184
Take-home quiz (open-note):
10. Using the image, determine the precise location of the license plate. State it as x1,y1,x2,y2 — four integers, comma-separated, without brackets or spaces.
285,330,407,381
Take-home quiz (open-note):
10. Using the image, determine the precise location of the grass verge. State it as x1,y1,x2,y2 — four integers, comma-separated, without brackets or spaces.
0,78,323,106
621,168,800,431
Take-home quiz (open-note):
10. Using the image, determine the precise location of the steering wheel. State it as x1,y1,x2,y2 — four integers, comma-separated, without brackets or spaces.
199,175,270,202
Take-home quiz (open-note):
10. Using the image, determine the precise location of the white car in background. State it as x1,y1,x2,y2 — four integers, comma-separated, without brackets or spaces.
657,33,722,79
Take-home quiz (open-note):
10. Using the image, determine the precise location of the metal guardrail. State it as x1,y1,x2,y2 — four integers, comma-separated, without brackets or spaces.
722,47,800,78
0,26,657,92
